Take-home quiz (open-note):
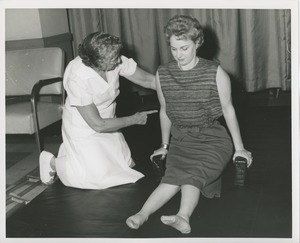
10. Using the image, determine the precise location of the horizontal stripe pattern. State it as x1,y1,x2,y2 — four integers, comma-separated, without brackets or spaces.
159,58,222,129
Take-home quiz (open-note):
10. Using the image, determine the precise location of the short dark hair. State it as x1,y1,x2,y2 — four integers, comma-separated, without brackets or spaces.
78,32,122,70
164,15,204,46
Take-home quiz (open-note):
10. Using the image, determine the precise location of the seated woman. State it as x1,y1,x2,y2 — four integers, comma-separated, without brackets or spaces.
39,32,157,190
126,15,252,234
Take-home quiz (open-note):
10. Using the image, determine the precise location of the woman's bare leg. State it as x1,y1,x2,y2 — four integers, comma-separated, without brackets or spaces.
161,184,200,234
126,183,180,229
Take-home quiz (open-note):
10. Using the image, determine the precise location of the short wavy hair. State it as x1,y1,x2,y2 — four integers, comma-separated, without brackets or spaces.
164,15,204,46
78,32,122,70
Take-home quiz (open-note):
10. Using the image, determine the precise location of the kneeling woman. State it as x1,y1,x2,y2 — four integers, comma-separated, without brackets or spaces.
39,32,156,190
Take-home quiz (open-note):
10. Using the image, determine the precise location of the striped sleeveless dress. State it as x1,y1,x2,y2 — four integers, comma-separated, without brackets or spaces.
158,57,233,198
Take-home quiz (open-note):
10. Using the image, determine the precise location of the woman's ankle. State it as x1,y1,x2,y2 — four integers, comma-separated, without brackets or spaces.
137,211,149,221
177,213,190,223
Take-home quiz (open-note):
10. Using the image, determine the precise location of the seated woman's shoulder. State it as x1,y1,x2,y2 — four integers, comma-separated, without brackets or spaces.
198,57,220,67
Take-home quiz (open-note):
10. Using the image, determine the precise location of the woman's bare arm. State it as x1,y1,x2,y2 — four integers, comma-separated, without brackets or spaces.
76,103,157,133
126,66,156,90
216,66,252,166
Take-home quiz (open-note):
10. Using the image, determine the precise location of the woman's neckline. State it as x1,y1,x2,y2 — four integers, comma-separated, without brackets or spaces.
177,57,200,71
92,68,108,83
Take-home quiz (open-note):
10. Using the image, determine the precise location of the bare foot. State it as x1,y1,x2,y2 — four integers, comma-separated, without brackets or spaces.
161,215,191,234
126,212,148,230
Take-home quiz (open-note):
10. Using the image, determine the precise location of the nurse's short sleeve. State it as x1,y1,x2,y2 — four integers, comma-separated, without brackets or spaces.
65,75,93,106
119,55,137,77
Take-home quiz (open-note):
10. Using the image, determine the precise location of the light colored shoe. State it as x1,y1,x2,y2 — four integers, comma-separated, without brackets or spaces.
39,151,56,185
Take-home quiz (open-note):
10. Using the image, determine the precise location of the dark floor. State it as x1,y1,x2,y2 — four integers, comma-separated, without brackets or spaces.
5,90,293,239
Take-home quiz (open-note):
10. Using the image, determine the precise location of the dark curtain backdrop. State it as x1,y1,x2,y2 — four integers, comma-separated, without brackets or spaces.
67,9,291,94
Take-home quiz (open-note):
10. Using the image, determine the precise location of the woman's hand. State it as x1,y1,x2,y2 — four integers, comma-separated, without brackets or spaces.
150,147,168,161
130,110,158,125
233,149,253,168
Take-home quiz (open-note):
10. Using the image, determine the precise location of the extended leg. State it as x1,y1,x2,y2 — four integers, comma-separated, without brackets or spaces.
126,183,180,229
161,184,200,234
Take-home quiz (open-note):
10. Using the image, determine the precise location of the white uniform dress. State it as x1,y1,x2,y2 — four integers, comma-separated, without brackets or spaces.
55,55,144,189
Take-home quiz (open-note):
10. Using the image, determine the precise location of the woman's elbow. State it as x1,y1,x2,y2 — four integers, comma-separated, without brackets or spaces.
146,76,156,90
89,121,107,133
151,81,157,90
